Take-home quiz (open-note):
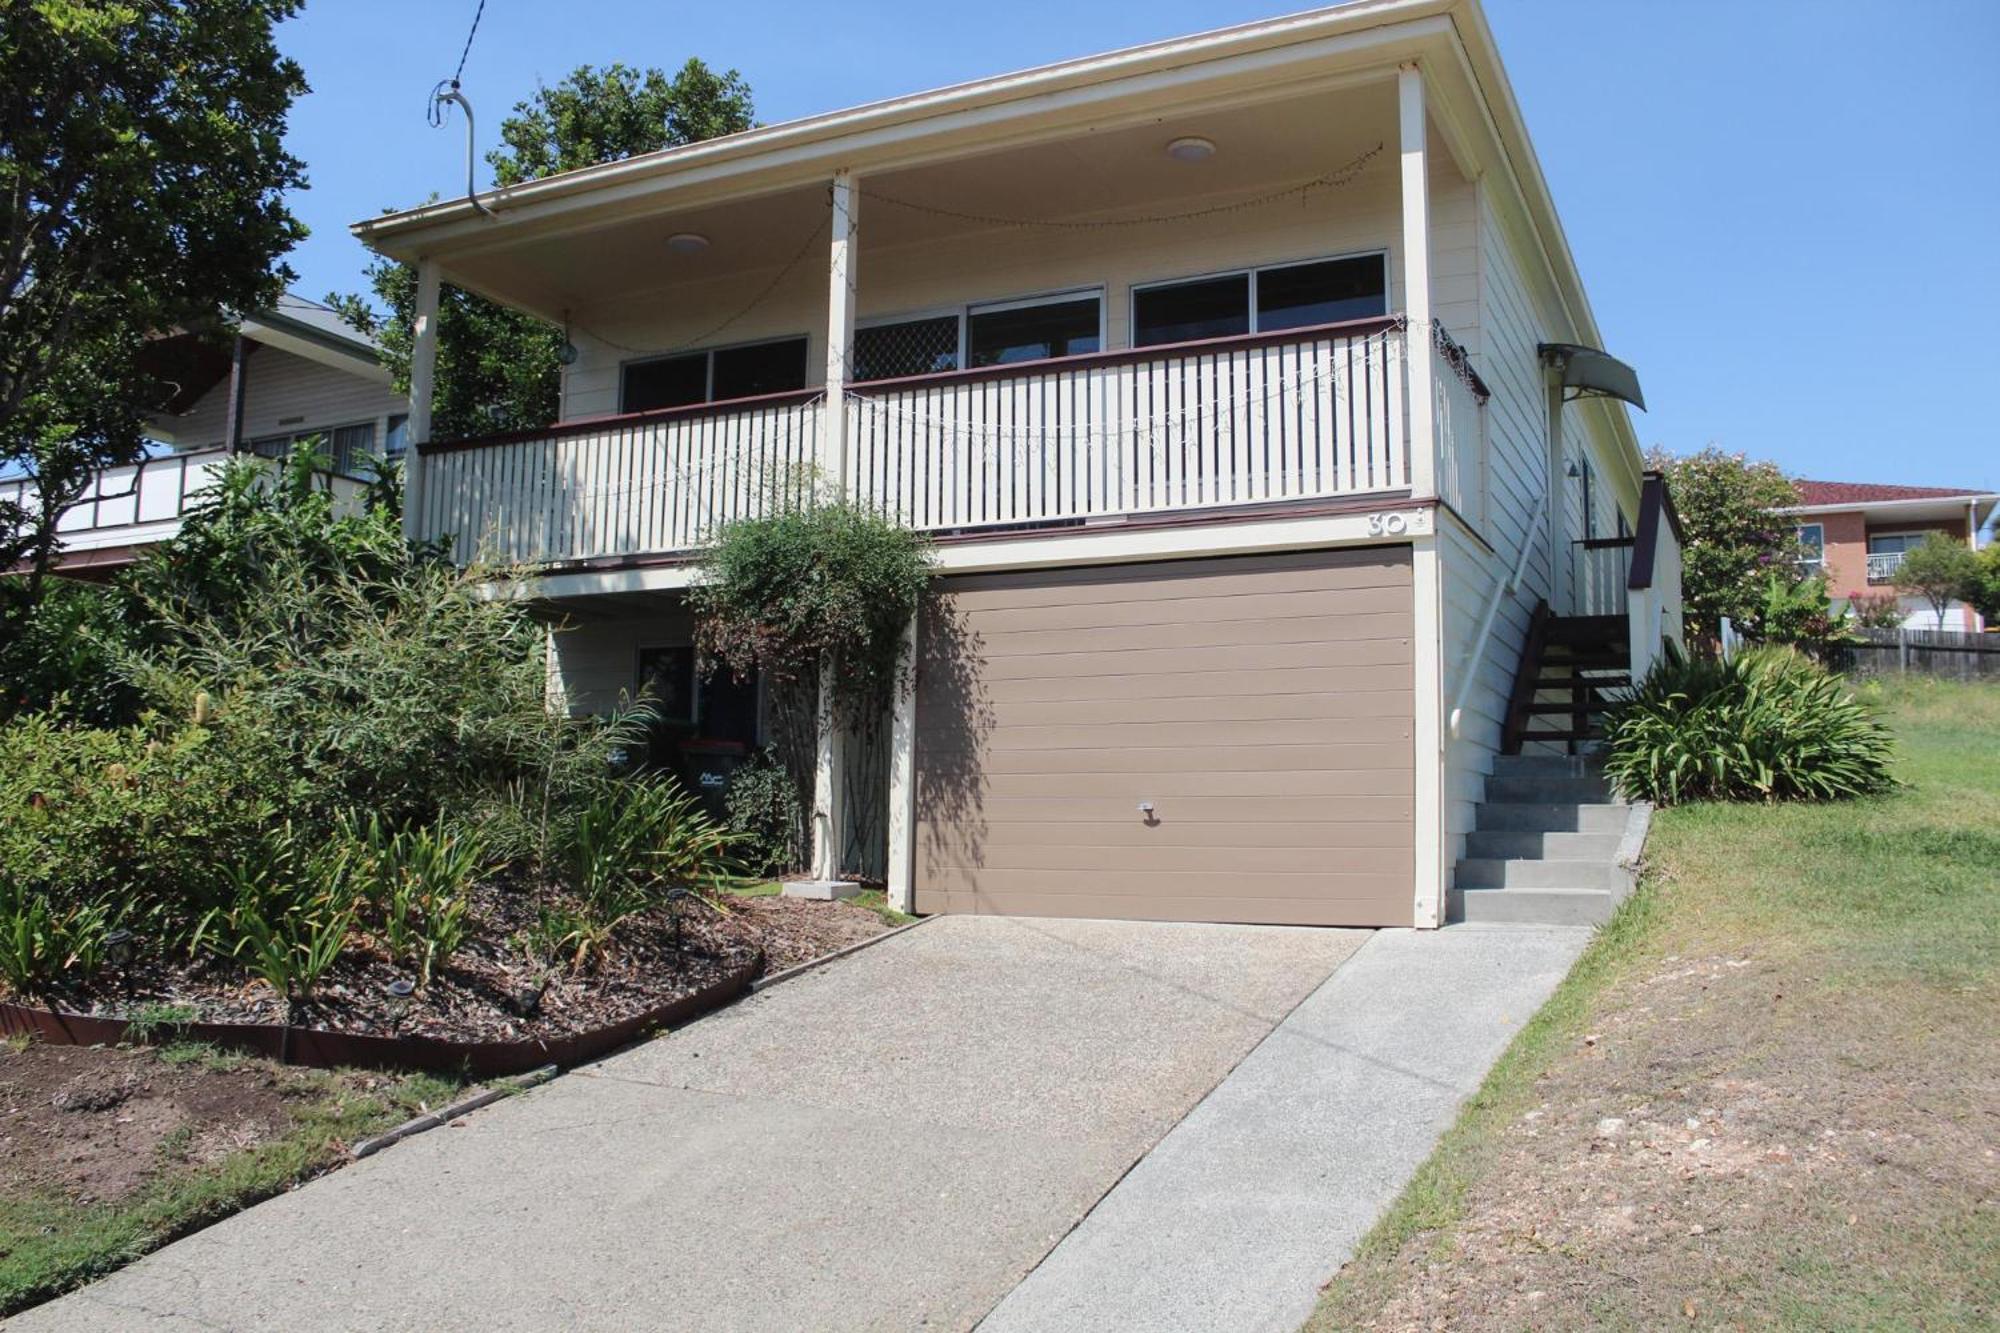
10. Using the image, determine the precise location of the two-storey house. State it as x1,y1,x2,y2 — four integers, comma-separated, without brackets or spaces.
1782,480,1995,631
355,0,1681,930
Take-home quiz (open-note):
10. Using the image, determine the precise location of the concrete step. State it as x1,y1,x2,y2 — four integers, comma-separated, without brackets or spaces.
1455,857,1630,892
1464,829,1622,861
1475,802,1631,834
1484,773,1614,804
1489,754,1600,778
1448,884,1618,927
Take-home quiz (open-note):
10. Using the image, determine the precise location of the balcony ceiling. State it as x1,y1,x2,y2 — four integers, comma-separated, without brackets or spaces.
437,81,1406,323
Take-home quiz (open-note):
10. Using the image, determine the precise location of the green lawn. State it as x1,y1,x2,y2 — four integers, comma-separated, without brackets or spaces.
0,1042,456,1316
1311,678,2000,1330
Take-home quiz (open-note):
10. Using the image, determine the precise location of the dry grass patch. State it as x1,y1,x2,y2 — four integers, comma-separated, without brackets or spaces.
1311,679,2000,1331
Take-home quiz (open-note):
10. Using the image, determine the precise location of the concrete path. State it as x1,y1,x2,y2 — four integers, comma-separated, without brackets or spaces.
17,916,1364,1332
979,924,1593,1333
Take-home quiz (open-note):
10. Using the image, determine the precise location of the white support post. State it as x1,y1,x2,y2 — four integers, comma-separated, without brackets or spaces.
884,610,920,915
822,170,860,494
1411,532,1448,928
809,668,845,884
1398,63,1437,499
1545,378,1568,613
404,257,442,544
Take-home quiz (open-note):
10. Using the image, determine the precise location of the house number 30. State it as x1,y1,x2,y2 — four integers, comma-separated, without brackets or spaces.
1367,511,1411,536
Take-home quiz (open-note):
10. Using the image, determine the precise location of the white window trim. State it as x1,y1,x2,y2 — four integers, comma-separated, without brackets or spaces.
1127,248,1391,345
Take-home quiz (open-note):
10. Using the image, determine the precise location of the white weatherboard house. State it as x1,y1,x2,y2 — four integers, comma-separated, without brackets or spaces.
8,294,406,576
355,0,1680,930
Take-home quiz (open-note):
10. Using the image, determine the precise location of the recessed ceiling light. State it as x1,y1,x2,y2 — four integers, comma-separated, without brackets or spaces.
1165,136,1216,163
666,232,710,254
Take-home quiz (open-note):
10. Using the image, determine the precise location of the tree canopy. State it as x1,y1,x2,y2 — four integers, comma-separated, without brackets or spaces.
1647,447,1803,641
0,0,307,621
1892,532,1979,631
331,60,755,444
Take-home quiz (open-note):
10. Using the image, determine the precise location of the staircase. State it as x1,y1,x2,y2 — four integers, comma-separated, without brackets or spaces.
1448,754,1641,926
1501,601,1632,753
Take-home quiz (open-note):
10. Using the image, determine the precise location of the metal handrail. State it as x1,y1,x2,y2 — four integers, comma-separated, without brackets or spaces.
1448,485,1550,738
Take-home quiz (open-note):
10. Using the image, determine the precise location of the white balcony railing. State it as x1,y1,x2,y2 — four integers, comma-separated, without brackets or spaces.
842,317,1407,532
415,391,824,564
412,318,1414,567
1866,551,1904,583
0,448,232,558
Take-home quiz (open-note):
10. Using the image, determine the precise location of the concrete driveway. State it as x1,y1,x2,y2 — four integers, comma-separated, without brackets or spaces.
19,916,1364,1332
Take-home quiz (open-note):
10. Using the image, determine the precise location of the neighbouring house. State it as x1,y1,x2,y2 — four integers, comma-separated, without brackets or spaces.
1780,481,1997,631
353,0,1680,929
3,293,406,577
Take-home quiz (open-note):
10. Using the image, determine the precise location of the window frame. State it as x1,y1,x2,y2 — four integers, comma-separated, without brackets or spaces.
1796,521,1825,574
963,286,1107,369
618,332,811,414
1866,528,1939,555
1127,248,1391,349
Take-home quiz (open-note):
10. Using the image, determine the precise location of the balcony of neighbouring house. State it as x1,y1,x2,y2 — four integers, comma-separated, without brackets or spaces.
1867,550,1905,583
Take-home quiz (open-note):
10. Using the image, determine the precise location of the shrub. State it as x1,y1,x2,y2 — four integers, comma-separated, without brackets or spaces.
0,713,287,951
0,578,144,726
1602,645,1895,805
723,753,806,876
1847,592,1905,630
1756,572,1857,654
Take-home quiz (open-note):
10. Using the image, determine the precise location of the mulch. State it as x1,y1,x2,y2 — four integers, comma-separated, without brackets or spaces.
18,888,891,1048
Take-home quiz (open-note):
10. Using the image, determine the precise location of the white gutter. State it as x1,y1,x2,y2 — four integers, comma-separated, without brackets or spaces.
1777,494,2000,516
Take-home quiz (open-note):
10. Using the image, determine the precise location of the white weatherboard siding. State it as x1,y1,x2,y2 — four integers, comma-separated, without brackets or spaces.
559,151,1478,421
163,346,404,452
1437,187,1634,874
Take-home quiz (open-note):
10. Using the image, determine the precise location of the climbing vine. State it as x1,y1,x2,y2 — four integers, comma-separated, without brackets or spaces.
689,485,932,875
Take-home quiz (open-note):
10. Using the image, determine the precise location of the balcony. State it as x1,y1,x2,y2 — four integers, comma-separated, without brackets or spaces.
414,317,1428,567
1,449,233,567
1866,551,1905,583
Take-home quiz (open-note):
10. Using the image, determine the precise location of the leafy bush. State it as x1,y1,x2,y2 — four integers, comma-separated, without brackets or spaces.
1756,572,1856,653
1603,645,1895,805
723,753,806,876
0,713,286,953
1847,592,1905,630
0,578,144,726
690,488,931,724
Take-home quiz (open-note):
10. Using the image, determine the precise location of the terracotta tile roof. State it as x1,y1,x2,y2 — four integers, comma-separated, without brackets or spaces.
1793,480,1988,507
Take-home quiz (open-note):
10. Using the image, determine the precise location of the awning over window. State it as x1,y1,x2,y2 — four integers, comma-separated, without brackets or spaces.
1539,342,1645,411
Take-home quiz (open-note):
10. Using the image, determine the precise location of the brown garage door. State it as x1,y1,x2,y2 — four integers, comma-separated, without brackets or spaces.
913,547,1415,926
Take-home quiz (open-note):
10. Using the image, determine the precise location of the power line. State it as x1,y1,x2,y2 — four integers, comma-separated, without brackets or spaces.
452,0,486,86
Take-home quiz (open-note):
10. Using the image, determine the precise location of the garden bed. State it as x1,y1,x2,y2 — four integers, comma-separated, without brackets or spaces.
0,895,899,1077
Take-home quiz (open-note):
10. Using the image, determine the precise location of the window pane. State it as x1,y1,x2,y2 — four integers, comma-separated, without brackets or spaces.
1134,274,1250,347
854,316,960,380
637,645,697,724
329,422,375,475
712,337,808,401
1256,256,1387,331
384,414,410,457
622,354,707,413
967,296,1101,367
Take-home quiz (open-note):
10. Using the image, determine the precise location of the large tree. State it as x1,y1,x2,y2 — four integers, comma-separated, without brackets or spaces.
331,60,753,444
1647,447,1803,642
0,0,307,621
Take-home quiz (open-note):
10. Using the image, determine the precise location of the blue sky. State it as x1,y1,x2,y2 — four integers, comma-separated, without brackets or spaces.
276,0,1999,491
